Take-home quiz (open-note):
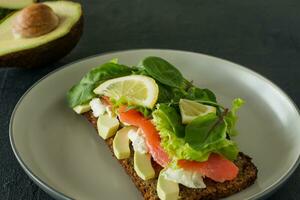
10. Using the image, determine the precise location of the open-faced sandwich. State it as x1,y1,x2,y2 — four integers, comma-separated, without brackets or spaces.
67,57,257,200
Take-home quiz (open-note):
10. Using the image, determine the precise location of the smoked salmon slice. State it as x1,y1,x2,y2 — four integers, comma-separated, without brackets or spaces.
178,153,239,182
118,106,170,167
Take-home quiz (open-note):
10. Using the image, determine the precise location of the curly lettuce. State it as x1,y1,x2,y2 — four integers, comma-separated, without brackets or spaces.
152,99,243,162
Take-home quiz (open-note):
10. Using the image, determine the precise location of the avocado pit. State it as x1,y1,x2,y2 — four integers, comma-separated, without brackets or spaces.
0,1,83,68
12,3,59,38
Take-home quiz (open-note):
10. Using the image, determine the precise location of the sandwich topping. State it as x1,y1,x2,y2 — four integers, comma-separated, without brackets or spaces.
128,128,149,154
161,167,206,188
67,57,245,200
89,98,106,117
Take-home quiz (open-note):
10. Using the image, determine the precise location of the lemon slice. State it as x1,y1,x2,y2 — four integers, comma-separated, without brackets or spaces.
179,99,216,124
93,75,159,108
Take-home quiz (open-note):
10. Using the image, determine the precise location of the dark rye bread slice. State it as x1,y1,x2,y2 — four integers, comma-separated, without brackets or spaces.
84,111,258,200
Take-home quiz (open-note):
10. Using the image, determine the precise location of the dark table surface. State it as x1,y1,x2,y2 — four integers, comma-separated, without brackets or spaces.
1,0,300,199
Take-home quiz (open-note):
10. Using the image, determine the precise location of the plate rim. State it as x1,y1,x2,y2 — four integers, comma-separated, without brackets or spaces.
9,48,300,200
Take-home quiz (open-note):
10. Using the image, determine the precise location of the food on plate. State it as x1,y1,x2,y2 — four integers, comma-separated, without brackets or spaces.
0,1,83,68
67,57,258,200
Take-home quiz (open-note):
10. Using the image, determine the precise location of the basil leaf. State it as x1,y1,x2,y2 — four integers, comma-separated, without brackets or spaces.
132,67,149,76
172,88,187,103
185,113,226,150
186,87,217,102
67,84,96,108
67,62,133,107
157,84,187,104
80,63,132,85
157,84,174,103
141,57,185,88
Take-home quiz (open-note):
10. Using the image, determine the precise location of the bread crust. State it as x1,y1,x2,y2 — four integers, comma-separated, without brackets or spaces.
84,111,258,200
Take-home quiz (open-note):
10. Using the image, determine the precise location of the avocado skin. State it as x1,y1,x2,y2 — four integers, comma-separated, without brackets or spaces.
0,14,83,68
0,9,12,21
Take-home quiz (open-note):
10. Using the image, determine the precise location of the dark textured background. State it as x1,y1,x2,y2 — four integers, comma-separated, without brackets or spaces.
1,0,300,199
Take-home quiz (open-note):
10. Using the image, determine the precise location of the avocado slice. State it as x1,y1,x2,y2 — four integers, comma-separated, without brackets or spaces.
134,151,155,180
73,103,91,114
113,126,136,159
97,114,120,140
0,1,83,68
157,170,179,200
0,0,35,9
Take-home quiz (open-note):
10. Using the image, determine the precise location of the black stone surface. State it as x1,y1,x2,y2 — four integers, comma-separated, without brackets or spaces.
1,0,299,199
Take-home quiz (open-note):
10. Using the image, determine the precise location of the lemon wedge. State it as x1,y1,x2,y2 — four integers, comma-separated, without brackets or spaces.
93,75,159,108
179,99,216,124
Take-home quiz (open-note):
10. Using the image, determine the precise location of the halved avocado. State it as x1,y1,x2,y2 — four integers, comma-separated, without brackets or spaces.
0,0,35,9
0,1,83,68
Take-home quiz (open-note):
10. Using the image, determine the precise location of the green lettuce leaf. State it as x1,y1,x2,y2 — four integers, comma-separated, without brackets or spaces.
185,113,226,150
153,100,242,162
152,107,188,158
224,98,245,136
154,104,185,138
185,112,239,161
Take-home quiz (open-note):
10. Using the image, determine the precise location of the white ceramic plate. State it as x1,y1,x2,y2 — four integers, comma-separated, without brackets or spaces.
10,49,300,200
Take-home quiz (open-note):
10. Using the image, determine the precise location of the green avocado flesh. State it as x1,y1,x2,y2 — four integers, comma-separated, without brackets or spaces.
0,1,82,57
0,0,35,9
